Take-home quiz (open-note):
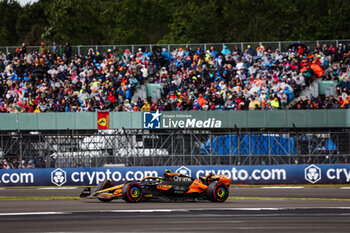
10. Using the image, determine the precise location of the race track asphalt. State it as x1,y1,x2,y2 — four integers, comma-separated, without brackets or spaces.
1,186,350,198
1,187,350,232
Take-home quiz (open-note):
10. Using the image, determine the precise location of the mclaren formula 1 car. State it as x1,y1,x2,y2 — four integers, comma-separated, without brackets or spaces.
80,170,231,203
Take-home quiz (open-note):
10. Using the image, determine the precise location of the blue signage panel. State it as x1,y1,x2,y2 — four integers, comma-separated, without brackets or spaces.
1,164,350,187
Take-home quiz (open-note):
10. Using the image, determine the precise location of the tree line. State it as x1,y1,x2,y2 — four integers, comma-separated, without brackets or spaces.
1,0,349,46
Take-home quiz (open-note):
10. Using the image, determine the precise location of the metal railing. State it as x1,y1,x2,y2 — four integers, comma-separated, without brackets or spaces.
1,39,349,56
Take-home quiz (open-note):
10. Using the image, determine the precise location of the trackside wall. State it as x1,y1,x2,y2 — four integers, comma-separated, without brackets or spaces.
0,110,349,130
1,164,350,187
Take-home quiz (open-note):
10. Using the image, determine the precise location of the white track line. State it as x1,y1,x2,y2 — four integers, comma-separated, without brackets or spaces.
0,212,68,216
106,209,187,213
0,187,79,190
37,187,78,190
260,186,304,189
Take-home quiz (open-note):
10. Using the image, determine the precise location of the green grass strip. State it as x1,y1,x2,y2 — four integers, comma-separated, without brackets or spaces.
0,186,94,189
0,196,83,200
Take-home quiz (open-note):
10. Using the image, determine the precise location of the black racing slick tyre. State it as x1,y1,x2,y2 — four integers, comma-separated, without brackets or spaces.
206,181,229,202
122,182,143,203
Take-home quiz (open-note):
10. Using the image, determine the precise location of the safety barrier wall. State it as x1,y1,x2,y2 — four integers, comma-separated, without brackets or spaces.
1,164,350,187
0,110,349,130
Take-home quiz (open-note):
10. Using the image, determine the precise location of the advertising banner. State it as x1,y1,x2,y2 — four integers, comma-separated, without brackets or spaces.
97,111,109,129
1,164,350,187
143,111,224,129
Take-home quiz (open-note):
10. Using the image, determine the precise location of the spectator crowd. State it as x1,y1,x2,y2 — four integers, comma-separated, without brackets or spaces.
0,157,45,169
1,41,350,113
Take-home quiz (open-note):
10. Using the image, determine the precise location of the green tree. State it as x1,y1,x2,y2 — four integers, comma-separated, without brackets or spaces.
161,0,223,43
0,0,21,45
1,0,350,46
104,0,171,44
43,0,103,44
15,0,50,45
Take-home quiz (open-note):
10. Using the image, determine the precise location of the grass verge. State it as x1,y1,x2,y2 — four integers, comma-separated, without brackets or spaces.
0,196,83,200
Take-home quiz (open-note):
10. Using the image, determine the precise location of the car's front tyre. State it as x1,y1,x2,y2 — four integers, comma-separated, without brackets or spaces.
206,181,229,202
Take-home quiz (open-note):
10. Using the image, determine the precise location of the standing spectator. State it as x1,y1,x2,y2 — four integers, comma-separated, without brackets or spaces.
39,42,48,55
20,42,27,57
210,46,218,58
141,100,151,111
221,45,231,56
3,161,12,169
65,42,72,59
52,41,59,56
26,160,35,169
271,97,280,109
247,45,255,56
18,160,26,169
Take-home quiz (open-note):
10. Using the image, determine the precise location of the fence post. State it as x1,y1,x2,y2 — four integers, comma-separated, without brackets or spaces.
278,42,281,51
336,40,339,47
241,42,243,52
204,43,207,51
131,45,134,53
168,44,170,51
78,46,81,56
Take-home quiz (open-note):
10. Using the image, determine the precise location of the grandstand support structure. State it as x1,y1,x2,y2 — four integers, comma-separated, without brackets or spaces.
0,128,349,168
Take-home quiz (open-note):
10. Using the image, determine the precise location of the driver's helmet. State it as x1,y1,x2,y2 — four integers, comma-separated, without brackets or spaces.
164,169,172,179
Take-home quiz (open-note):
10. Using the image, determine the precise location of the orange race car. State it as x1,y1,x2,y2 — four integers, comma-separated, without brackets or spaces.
80,170,231,203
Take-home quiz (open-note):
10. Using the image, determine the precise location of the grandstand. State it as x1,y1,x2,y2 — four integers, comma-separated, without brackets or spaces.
1,40,349,113
0,40,350,168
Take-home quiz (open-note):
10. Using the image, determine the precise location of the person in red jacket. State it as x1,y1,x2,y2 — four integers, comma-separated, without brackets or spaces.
107,92,115,109
197,94,206,107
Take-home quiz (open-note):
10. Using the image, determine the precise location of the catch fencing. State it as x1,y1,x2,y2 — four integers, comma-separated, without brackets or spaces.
1,129,349,167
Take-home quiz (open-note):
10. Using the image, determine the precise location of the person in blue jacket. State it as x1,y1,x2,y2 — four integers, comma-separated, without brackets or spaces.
221,45,231,56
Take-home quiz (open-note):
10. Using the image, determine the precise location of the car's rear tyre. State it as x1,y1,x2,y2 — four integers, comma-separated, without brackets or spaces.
206,181,229,202
122,182,143,203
